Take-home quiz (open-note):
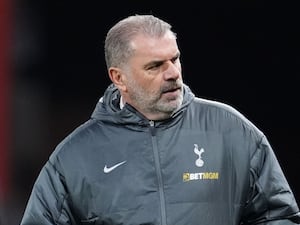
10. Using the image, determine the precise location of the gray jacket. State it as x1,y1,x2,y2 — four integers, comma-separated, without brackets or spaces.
21,84,300,225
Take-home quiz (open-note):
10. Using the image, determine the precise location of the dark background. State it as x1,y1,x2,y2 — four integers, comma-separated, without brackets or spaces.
3,0,300,224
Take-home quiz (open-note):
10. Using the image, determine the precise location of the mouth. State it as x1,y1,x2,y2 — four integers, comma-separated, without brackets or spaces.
162,85,182,94
161,86,182,98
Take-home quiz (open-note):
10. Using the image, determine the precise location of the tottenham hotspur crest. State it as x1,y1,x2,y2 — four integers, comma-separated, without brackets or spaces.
194,144,205,167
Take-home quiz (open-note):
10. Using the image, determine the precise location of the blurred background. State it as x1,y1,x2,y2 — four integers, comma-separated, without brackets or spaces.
0,0,299,224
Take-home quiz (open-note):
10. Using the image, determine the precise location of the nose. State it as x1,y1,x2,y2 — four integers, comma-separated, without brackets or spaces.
163,60,181,80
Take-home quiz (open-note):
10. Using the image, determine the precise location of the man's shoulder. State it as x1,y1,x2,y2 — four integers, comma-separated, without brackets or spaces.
192,96,242,117
190,97,263,137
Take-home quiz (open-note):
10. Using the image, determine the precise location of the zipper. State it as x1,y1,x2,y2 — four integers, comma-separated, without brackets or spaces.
149,120,155,136
149,120,167,225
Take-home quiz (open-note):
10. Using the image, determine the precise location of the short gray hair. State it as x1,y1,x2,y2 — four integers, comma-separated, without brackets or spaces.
104,14,176,69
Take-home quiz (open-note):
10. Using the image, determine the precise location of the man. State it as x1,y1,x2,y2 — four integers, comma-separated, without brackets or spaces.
21,14,300,224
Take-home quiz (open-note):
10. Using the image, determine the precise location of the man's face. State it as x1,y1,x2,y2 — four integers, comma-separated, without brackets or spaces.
122,31,183,120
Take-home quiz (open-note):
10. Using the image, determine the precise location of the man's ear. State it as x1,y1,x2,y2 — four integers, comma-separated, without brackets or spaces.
108,67,127,92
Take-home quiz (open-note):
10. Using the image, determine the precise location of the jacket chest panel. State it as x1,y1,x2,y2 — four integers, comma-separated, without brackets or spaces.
72,127,246,223
156,130,232,203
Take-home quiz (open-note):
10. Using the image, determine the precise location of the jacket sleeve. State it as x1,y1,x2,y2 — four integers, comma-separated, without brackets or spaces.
20,161,77,225
241,135,300,224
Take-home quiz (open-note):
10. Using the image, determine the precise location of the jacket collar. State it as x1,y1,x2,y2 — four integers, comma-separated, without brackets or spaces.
91,83,194,126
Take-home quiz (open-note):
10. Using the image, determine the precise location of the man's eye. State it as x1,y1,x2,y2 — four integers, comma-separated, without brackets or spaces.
150,65,159,70
148,63,161,70
171,56,179,63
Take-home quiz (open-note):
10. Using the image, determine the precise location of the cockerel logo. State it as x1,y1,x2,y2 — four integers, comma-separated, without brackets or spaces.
194,144,204,167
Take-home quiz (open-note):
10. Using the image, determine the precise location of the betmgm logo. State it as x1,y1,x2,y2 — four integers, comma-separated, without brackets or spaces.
183,172,219,182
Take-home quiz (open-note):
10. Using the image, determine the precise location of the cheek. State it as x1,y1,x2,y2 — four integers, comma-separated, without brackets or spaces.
138,78,161,96
135,73,158,88
141,80,156,92
129,69,163,93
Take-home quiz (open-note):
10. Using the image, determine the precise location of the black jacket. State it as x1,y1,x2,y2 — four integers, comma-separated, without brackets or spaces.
21,84,300,224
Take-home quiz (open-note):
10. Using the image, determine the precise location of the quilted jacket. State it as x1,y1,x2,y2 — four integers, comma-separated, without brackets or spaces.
21,84,300,225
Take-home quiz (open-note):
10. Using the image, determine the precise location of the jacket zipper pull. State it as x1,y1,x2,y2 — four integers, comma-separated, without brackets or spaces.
149,120,156,136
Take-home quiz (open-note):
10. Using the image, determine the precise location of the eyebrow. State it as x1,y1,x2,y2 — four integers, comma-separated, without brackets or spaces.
144,52,180,69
